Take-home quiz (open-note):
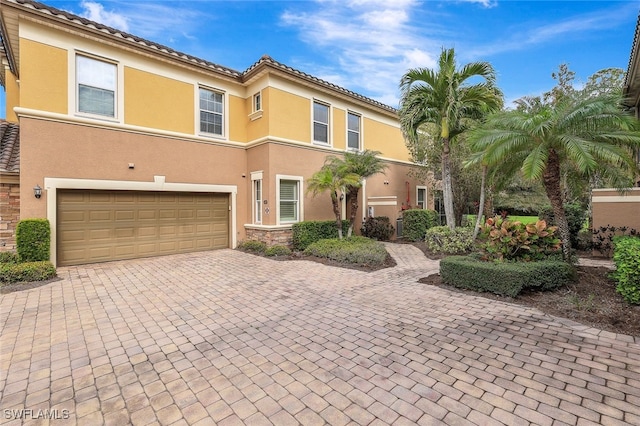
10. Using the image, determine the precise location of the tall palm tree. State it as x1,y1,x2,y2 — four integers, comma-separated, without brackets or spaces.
336,150,387,237
468,94,640,260
307,162,360,239
399,48,503,229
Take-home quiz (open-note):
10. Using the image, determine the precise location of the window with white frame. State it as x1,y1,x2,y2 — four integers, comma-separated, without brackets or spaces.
253,178,262,224
278,177,302,223
313,101,329,144
347,112,361,150
417,187,427,209
199,87,224,136
77,54,117,117
253,92,261,112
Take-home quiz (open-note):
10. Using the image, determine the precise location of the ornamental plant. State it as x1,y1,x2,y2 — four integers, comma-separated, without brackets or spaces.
479,216,561,261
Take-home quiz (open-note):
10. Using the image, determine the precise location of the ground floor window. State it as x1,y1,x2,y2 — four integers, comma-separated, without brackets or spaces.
277,175,303,224
417,186,427,209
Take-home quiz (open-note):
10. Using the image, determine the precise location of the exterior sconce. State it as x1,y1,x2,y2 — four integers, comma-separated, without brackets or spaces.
34,184,42,199
384,181,390,185
339,193,345,201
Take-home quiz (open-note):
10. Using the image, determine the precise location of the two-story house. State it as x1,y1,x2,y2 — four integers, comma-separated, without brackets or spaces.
0,0,432,266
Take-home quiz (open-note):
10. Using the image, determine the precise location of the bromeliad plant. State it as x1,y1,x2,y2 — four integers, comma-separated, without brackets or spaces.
479,216,561,261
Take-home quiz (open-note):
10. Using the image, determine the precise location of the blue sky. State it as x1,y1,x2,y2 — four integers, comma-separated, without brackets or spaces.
1,0,638,117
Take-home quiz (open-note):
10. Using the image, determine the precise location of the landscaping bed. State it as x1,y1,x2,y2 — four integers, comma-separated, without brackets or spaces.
413,242,640,337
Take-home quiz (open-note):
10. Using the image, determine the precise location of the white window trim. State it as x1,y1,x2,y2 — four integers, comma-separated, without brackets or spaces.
196,84,227,139
346,111,362,151
249,91,263,121
312,100,331,146
251,171,263,224
73,51,121,122
417,186,428,209
276,174,304,225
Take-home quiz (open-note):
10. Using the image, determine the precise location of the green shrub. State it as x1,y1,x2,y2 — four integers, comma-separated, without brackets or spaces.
539,203,587,249
292,220,350,250
361,216,394,241
304,236,387,265
0,261,56,285
16,219,51,262
479,216,561,261
237,240,267,253
424,226,474,255
0,251,19,264
264,245,292,257
402,209,438,242
440,256,573,297
612,236,640,304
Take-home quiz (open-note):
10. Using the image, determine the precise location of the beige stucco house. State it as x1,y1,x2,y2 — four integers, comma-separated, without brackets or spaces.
0,0,433,266
591,12,640,246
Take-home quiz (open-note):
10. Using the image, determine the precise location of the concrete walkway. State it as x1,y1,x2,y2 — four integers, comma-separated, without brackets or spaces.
1,245,639,425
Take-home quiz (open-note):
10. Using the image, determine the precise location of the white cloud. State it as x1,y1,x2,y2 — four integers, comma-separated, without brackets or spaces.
79,1,129,32
78,1,206,42
280,0,441,107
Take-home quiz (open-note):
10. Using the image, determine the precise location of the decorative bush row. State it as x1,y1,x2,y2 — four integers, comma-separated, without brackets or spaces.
613,236,640,304
361,216,394,241
424,226,474,255
402,209,439,242
440,256,574,297
0,261,57,284
16,219,51,262
237,240,267,253
304,236,387,265
292,220,350,251
479,216,561,262
265,245,292,257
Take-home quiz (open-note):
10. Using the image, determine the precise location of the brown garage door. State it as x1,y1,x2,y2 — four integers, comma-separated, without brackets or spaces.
57,190,229,266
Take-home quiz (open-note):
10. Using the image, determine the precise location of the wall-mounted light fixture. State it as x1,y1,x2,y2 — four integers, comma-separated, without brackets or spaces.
383,181,390,185
340,193,345,201
34,184,42,199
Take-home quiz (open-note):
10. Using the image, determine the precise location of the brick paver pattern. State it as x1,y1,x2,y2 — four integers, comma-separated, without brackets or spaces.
1,243,639,425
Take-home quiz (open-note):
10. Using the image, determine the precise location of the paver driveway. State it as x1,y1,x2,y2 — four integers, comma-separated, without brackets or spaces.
1,244,640,425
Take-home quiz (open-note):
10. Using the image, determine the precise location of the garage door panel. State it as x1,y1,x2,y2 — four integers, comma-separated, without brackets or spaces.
58,190,229,266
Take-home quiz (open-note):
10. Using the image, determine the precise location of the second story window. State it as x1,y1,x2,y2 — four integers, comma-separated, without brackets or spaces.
77,55,116,117
199,88,224,136
254,92,261,112
347,112,361,150
313,101,329,144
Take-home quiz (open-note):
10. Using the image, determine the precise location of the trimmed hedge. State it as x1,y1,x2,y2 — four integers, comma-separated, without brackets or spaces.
304,236,387,265
16,219,51,262
0,251,19,264
360,216,394,241
424,226,474,255
265,245,292,257
0,261,56,285
613,236,640,304
237,240,267,253
440,256,574,297
402,209,438,241
292,220,350,250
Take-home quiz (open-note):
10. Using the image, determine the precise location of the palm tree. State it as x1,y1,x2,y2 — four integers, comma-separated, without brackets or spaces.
338,150,387,237
307,162,360,239
468,94,640,260
399,48,503,229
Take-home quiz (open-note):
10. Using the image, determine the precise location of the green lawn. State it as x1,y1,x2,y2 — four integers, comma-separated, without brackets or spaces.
465,215,539,225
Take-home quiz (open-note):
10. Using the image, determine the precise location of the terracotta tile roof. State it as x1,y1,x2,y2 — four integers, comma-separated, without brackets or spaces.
0,120,20,173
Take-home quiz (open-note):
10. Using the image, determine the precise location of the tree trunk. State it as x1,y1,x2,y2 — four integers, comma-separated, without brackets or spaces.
473,165,487,240
331,193,343,239
441,137,456,229
346,186,360,238
542,150,572,261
